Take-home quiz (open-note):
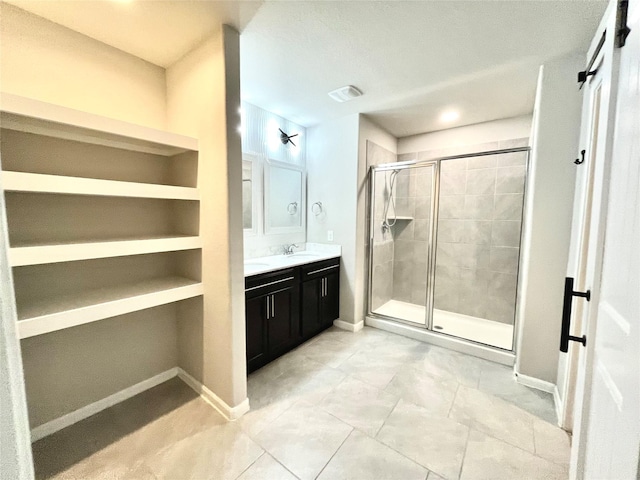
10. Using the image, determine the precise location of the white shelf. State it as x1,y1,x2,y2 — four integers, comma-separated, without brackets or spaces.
2,171,199,200
388,216,414,221
10,236,202,267
0,93,197,156
17,277,203,339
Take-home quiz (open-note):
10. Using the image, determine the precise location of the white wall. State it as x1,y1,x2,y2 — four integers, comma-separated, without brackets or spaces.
0,3,166,130
167,27,247,408
516,54,583,384
398,115,532,154
356,115,397,323
307,115,360,324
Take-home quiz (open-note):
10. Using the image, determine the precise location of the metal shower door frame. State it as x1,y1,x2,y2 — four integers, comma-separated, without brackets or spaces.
367,160,438,330
367,146,531,353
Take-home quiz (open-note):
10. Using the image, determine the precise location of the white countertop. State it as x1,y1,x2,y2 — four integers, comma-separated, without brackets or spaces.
244,244,341,277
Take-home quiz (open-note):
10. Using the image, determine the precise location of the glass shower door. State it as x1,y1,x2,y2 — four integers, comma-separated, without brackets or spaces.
369,163,436,326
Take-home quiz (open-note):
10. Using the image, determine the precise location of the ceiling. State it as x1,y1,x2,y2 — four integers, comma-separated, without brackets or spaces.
240,1,607,137
6,0,607,137
5,0,263,67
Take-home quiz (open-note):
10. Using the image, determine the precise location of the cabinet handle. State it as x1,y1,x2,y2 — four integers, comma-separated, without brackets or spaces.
266,295,270,320
271,294,275,318
323,277,326,297
307,265,339,276
246,276,295,292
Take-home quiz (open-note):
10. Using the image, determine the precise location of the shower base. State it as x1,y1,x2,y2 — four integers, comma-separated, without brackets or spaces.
373,299,513,350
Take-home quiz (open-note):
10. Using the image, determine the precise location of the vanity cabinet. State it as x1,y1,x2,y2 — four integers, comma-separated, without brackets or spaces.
245,257,340,373
301,260,340,340
245,268,300,373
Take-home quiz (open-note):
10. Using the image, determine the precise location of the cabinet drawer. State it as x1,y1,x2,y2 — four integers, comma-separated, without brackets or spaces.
245,267,298,297
300,258,340,281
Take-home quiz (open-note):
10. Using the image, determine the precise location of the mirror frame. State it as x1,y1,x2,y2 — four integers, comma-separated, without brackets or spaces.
242,152,261,237
264,159,306,236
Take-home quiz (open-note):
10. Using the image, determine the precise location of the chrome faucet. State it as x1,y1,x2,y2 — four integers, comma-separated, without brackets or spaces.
284,244,298,255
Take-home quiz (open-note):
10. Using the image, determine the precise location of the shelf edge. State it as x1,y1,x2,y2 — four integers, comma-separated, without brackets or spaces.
0,93,198,155
10,236,203,267
2,171,199,200
18,282,204,339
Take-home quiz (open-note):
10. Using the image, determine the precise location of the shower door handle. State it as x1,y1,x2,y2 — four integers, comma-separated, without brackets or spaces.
560,277,589,352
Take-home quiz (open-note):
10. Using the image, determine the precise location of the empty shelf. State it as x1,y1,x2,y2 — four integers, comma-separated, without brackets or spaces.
17,277,203,339
2,171,199,200
10,236,202,266
388,216,414,221
1,93,198,156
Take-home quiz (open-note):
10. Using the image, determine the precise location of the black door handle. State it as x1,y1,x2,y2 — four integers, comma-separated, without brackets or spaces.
560,277,589,353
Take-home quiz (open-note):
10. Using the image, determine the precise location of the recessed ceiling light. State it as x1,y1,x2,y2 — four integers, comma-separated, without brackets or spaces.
440,110,460,123
328,85,363,103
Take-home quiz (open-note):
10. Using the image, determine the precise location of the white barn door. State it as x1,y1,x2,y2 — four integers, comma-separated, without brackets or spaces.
571,1,640,478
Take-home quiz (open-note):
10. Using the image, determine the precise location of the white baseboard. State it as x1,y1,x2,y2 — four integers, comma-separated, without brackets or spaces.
514,371,556,394
553,385,564,428
30,368,179,442
333,319,364,332
176,368,250,421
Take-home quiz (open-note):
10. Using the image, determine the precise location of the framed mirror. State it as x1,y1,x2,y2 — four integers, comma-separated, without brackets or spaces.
242,153,260,236
264,160,306,235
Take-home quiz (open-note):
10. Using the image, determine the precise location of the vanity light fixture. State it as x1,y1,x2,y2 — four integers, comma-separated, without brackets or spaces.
328,85,363,103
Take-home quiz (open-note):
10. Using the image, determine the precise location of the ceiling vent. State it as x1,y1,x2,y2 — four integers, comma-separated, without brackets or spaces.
328,85,363,103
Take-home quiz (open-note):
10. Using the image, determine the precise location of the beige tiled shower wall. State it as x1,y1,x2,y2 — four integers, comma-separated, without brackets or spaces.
390,164,433,306
432,143,528,324
368,141,397,311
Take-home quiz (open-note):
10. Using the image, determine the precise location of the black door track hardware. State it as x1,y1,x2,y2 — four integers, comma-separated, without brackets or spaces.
578,69,598,86
575,150,586,165
560,277,590,353
578,31,606,90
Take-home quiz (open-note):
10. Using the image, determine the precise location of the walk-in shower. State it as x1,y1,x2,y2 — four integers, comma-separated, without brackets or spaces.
368,147,529,351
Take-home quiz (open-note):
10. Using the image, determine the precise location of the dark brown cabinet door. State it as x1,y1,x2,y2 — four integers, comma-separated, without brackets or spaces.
267,285,299,357
301,278,321,339
321,271,340,327
245,294,267,373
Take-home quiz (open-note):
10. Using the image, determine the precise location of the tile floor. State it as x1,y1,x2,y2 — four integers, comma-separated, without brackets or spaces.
33,326,570,480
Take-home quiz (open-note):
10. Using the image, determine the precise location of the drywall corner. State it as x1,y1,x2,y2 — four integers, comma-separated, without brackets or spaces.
166,26,247,409
516,54,583,384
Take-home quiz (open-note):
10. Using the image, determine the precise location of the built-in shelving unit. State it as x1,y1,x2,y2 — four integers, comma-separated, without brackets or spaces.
1,93,202,340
